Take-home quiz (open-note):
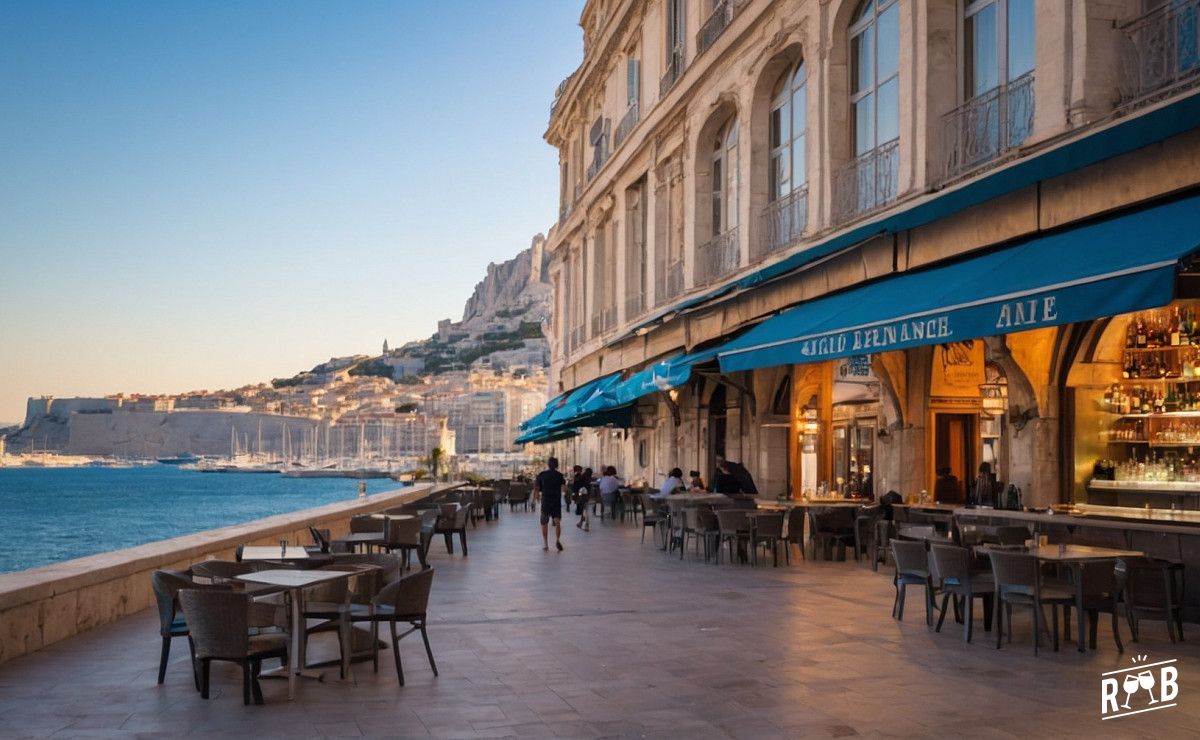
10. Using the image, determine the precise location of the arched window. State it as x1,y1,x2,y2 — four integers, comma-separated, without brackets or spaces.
849,0,899,157
769,60,807,202
711,118,739,236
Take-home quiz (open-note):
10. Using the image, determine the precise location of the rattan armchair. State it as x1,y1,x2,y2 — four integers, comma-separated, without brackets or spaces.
351,567,438,685
178,589,289,705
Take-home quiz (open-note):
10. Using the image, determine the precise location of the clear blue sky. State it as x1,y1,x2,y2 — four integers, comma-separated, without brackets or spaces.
0,0,585,423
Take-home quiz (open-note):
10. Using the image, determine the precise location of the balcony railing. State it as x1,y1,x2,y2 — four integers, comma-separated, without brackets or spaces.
614,101,640,148
697,0,736,54
1120,0,1200,107
586,151,609,182
568,326,582,353
940,72,1035,183
831,139,900,225
656,259,685,306
756,186,808,261
625,291,645,321
659,44,687,98
696,226,740,285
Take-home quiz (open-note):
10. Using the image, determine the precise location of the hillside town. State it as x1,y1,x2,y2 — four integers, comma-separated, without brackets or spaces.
1,236,552,479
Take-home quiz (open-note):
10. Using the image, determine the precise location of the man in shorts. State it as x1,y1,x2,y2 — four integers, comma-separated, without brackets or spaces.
534,456,567,551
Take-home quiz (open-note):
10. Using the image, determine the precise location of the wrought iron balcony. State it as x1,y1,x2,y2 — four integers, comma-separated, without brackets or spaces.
756,186,808,261
831,139,900,225
1120,0,1200,107
656,259,685,306
697,0,737,54
696,227,740,285
625,292,645,322
659,45,686,98
614,101,640,148
586,153,608,182
940,72,1034,184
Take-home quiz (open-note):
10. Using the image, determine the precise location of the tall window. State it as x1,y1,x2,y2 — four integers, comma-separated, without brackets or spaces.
769,60,807,202
963,0,1035,148
711,118,739,236
849,0,899,157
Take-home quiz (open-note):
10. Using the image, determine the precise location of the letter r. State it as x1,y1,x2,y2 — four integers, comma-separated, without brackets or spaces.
1101,678,1120,714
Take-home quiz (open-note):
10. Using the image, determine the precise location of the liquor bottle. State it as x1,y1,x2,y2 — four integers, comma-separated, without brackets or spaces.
1103,384,1113,409
1127,321,1137,349
1136,316,1147,348
1170,307,1181,346
1142,390,1152,415
1166,386,1179,413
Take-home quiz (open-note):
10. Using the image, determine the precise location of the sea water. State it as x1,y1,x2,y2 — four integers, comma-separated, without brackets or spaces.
0,466,402,574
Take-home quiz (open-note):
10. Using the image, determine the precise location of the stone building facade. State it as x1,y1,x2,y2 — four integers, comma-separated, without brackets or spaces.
536,0,1200,506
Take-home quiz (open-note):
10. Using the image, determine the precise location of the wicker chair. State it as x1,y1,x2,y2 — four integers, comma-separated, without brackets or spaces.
151,570,227,686
351,567,438,685
715,510,751,565
178,589,289,705
751,512,788,567
381,516,426,570
433,504,471,555
508,483,532,511
190,560,258,585
929,544,993,642
785,507,806,561
891,540,937,627
854,504,884,561
639,493,663,544
989,550,1074,654
1117,557,1186,644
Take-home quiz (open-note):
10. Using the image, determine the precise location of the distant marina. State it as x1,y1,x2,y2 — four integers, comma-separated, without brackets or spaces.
0,466,405,574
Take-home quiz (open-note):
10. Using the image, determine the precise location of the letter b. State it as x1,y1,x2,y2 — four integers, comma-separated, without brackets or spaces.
1160,666,1179,702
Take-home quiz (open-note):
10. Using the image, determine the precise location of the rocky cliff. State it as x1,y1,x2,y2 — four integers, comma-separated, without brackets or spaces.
461,234,550,327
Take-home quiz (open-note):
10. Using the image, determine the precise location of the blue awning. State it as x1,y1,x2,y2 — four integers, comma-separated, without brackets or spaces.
579,346,723,415
717,192,1200,373
516,374,626,443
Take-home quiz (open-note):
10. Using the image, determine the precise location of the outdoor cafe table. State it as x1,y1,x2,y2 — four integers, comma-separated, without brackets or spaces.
980,543,1144,653
239,545,310,562
235,568,365,700
336,532,386,553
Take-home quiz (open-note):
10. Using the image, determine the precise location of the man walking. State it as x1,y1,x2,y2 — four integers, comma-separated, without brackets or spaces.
534,456,567,551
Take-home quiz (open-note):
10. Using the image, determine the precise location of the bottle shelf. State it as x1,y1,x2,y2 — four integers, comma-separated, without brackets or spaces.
1106,440,1200,447
1107,411,1200,419
1123,345,1197,353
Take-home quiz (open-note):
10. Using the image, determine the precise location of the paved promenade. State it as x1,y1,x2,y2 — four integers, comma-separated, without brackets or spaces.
1,507,1197,738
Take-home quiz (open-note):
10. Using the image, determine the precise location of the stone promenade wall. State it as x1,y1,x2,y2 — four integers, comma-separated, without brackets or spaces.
0,483,445,665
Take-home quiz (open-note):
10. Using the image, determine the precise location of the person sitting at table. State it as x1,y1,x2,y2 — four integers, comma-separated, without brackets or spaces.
968,462,999,508
597,466,622,523
878,489,903,520
933,466,963,504
660,468,685,496
688,470,706,491
712,460,740,495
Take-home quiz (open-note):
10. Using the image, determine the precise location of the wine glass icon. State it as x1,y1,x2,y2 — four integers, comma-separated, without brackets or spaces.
1122,673,1141,709
1138,669,1158,705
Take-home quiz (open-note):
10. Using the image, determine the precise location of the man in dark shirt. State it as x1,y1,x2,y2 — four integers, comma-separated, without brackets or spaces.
534,457,567,551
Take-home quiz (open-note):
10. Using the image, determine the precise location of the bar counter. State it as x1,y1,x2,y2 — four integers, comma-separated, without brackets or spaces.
954,504,1200,621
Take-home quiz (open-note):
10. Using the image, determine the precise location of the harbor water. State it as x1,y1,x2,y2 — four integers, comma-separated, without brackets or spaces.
0,466,403,574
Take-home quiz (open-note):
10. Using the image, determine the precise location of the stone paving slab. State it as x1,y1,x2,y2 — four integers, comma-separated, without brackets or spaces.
0,508,1198,738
